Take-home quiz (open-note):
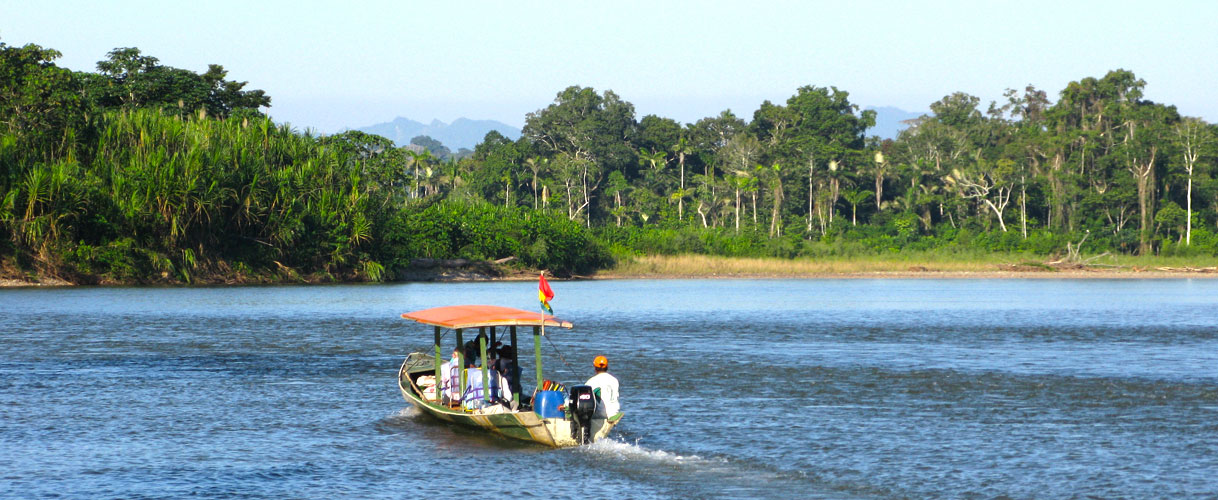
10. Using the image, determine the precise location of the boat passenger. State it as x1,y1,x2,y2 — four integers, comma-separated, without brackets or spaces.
462,367,487,410
462,364,514,410
488,369,512,405
462,340,477,367
464,331,489,366
440,348,461,405
585,355,620,417
493,346,521,397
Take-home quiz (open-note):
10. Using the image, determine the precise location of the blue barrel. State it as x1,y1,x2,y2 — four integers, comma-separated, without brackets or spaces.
533,390,565,418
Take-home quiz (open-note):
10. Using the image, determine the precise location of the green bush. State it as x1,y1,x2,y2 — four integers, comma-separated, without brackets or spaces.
381,202,611,276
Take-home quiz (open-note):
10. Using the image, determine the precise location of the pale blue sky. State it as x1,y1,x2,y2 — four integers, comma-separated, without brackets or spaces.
4,0,1216,132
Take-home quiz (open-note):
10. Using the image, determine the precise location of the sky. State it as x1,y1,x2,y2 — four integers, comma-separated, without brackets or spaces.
3,0,1216,133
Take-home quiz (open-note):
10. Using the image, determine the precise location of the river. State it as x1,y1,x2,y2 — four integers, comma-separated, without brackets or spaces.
2,279,1216,499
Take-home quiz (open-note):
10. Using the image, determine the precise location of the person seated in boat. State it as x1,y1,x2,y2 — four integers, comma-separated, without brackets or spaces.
492,345,521,397
462,340,478,367
463,331,489,366
440,348,461,405
461,365,512,410
585,355,620,417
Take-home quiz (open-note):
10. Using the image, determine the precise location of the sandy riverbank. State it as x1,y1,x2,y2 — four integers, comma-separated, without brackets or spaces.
5,268,1218,287
591,269,1218,280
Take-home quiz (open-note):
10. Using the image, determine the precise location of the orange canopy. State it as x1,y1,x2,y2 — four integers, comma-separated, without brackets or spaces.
401,305,573,330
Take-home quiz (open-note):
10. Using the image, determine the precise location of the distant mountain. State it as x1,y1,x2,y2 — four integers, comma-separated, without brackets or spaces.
866,106,924,140
354,117,521,151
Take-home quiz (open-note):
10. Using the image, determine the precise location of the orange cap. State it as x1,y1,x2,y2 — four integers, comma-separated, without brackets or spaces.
593,355,608,369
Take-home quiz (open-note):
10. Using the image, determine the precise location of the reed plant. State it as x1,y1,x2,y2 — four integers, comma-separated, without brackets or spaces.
3,109,400,282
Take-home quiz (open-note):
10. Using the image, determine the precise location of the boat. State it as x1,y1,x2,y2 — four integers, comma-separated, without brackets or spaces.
397,305,623,447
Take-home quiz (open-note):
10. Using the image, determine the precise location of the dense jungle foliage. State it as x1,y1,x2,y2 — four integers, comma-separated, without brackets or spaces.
2,39,1215,283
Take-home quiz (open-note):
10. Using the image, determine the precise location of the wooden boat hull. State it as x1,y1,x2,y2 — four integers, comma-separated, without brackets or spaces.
399,353,621,448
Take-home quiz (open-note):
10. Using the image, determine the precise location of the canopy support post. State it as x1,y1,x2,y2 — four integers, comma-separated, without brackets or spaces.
533,325,543,393
510,325,519,407
433,326,442,404
455,328,465,407
479,327,490,405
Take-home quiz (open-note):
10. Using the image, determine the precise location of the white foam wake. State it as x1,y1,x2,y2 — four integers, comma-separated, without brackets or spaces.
581,437,710,465
393,406,421,418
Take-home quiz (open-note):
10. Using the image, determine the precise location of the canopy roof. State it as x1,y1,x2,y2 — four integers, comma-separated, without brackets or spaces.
401,305,573,330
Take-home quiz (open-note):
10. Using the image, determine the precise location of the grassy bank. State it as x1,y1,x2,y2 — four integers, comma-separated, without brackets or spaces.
604,253,1218,277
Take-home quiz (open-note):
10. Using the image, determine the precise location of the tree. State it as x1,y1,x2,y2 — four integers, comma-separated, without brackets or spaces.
1175,117,1211,245
523,86,637,225
606,170,630,226
406,149,434,199
1119,102,1178,254
89,47,269,117
720,134,761,231
669,135,692,220
871,146,890,211
781,86,875,232
411,135,451,158
524,156,546,210
0,40,87,161
841,189,873,226
761,163,785,236
945,158,1016,232
690,111,746,221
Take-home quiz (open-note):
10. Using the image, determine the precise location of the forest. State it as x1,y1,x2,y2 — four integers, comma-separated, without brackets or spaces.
1,38,1215,284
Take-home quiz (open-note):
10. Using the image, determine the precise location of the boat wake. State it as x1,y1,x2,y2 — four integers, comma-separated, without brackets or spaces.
394,407,421,418
573,438,827,499
577,437,717,466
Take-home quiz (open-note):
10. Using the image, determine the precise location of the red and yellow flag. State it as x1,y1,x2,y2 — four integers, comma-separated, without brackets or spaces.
538,273,555,314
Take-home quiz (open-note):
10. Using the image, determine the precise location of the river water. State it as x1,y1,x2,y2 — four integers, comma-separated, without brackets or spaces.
2,279,1216,499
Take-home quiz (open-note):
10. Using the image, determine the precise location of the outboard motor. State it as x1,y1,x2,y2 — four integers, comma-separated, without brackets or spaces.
568,385,597,444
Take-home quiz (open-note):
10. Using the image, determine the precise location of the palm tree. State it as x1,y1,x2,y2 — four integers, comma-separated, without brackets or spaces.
670,136,693,220
525,156,547,210
406,149,434,199
841,189,874,226
762,163,784,237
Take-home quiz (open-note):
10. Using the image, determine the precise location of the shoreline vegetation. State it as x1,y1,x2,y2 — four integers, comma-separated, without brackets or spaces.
3,40,1216,288
5,253,1217,287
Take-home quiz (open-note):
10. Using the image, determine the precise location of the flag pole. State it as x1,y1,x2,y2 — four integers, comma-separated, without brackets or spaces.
536,271,546,394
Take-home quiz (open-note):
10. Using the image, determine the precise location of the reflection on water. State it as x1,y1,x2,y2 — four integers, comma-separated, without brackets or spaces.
2,279,1217,499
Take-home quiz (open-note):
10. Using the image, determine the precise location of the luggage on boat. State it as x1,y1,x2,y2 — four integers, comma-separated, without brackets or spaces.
533,390,565,418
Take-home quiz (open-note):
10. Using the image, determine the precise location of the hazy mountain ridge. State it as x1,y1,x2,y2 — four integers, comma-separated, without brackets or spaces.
355,117,521,151
355,107,916,150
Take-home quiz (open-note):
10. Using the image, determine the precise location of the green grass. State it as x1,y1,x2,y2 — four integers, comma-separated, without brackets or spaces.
603,251,1218,277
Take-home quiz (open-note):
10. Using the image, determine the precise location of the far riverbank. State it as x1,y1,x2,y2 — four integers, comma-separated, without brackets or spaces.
5,253,1218,287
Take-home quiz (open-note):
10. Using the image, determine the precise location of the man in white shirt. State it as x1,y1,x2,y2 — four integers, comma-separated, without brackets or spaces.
585,355,620,417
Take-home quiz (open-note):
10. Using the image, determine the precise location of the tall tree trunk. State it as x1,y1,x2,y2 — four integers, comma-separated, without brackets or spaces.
874,165,885,210
678,152,685,220
984,200,1008,232
769,182,783,237
807,156,814,233
1020,181,1027,239
1132,146,1158,255
1048,153,1065,230
615,191,622,227
751,192,757,225
828,177,840,224
1187,175,1193,245
734,186,741,231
